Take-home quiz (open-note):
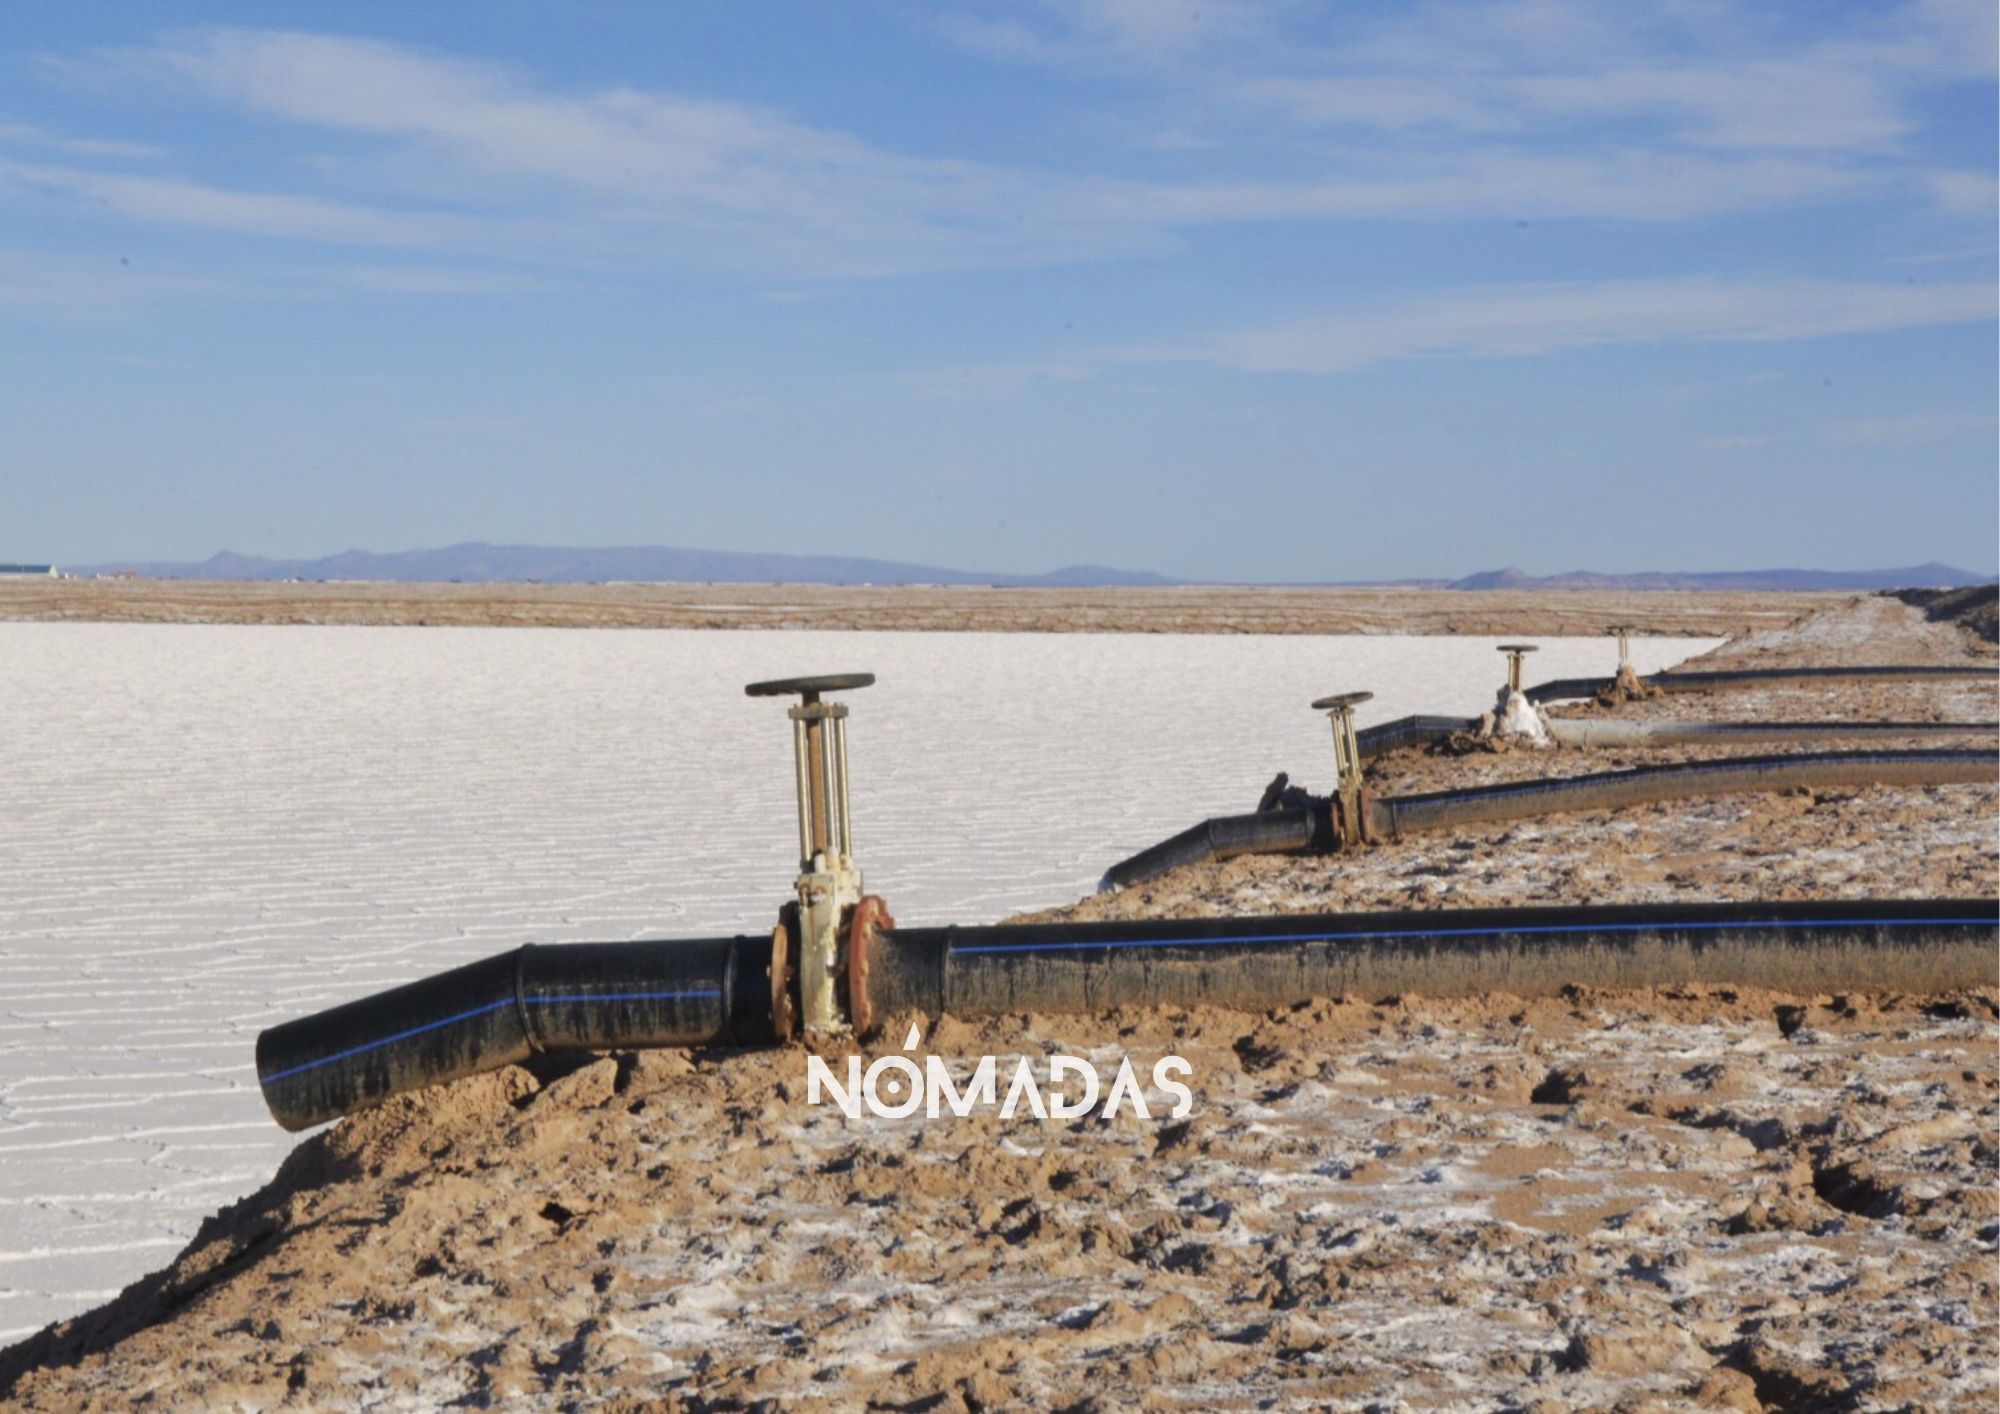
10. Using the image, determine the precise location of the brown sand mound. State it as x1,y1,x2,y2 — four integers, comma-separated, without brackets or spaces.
1895,584,2000,645
3,990,1995,1411
0,577,1832,638
1681,589,1996,668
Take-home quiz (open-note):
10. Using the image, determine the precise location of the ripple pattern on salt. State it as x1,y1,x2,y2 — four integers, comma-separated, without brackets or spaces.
0,622,1711,1334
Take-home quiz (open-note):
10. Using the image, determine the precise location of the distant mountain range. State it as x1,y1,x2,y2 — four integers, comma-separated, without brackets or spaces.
75,544,1175,588
1439,563,1993,592
67,544,1993,592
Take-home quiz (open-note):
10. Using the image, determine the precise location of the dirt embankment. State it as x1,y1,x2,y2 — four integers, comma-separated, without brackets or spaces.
2,591,1995,1411
1035,592,1996,924
0,577,1834,638
1896,584,1999,644
2,988,1995,1413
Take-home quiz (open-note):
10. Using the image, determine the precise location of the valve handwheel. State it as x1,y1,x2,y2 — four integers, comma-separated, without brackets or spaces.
745,673,876,698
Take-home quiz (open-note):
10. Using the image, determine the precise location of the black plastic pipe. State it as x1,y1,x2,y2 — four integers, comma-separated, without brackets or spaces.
1356,714,1480,758
1542,719,1997,747
1367,748,1992,838
1356,713,1997,757
1098,748,1994,889
1527,664,1997,705
868,899,1997,1019
257,933,782,1132
257,899,1999,1129
1097,806,1321,892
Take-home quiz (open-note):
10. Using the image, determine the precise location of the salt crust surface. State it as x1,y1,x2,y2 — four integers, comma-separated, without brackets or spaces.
0,623,1709,1337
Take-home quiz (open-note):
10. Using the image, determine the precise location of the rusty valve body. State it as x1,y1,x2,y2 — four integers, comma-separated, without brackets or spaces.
746,674,882,1034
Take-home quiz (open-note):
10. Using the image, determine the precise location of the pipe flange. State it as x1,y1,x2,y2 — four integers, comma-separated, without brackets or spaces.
512,941,544,1053
770,907,797,1042
845,894,895,1036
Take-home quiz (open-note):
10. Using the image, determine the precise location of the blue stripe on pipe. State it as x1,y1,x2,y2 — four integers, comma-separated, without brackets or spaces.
951,915,1997,957
259,987,723,1085
258,997,517,1084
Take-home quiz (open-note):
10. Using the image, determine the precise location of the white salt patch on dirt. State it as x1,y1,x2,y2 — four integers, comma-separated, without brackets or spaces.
0,622,1709,1334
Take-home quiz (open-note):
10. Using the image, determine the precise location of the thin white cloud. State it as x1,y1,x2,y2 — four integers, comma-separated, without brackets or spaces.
110,30,1102,269
1063,0,1271,56
1230,75,1504,133
900,276,1994,388
949,0,1989,170
1167,278,1996,375
9,9,1990,281
0,245,545,317
903,358,1100,399
1703,408,2000,454
930,0,1275,69
1234,36,1926,154
0,247,240,315
1819,409,1997,447
1891,244,1998,267
40,20,1968,274
0,154,450,246
27,29,1180,277
1927,171,2000,219
321,264,551,296
140,30,853,192
1509,62,1910,152
0,121,162,161
1078,149,1863,224
1657,368,1787,407
1696,432,1794,452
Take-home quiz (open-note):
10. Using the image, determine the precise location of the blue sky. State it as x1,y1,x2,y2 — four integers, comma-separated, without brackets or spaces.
2,1,1995,580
